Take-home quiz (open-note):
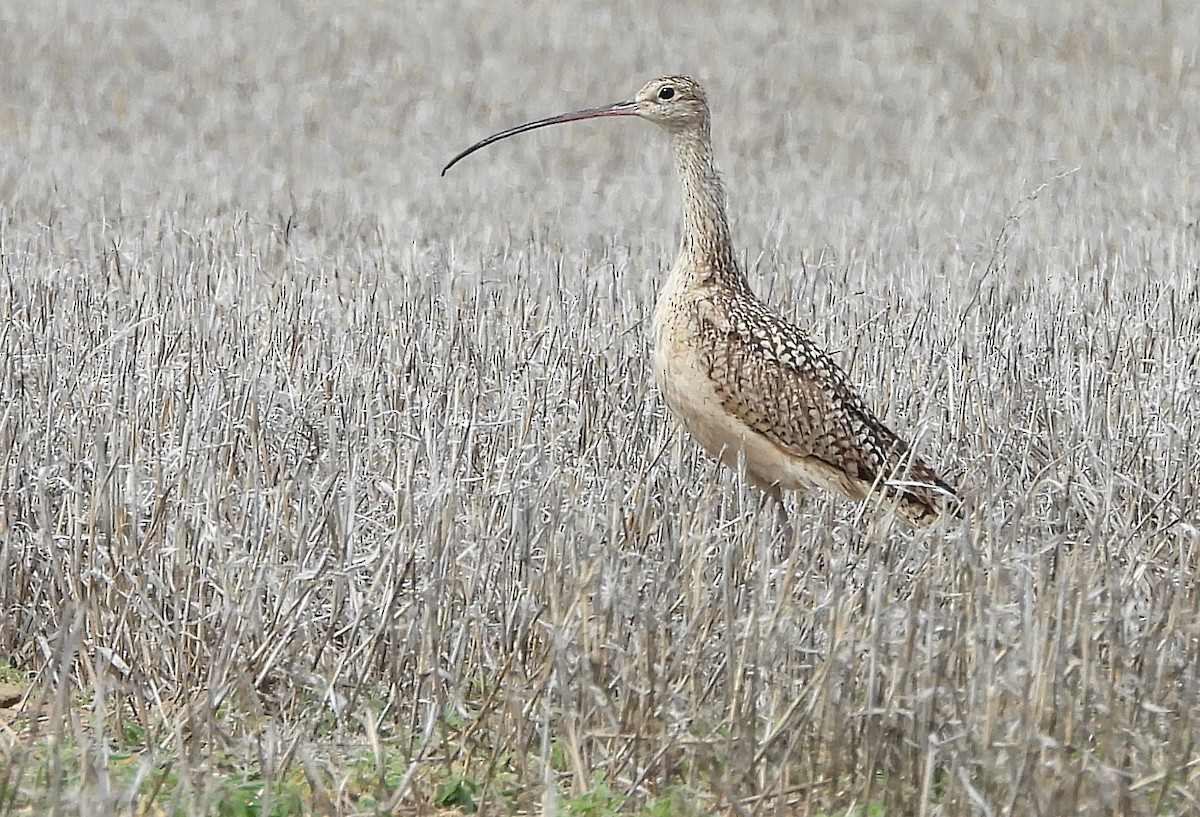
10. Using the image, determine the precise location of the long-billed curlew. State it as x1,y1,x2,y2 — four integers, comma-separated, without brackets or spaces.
443,76,958,524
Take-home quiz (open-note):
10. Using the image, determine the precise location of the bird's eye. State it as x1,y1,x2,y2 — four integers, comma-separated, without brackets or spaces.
657,86,675,101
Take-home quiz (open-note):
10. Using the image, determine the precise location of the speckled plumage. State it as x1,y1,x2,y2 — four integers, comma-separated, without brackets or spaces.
443,74,958,523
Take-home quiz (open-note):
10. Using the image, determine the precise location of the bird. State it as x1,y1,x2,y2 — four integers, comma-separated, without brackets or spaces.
442,76,958,525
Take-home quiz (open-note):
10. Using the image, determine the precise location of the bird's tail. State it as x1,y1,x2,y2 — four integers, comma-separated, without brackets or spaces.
878,440,960,525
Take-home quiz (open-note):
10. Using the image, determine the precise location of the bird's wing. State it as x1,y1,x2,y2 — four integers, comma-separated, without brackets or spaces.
697,294,956,517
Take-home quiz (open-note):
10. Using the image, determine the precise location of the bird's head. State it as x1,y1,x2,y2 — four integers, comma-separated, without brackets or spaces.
629,76,710,133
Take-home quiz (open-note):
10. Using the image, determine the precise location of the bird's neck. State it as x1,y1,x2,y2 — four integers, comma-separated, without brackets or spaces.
669,129,750,294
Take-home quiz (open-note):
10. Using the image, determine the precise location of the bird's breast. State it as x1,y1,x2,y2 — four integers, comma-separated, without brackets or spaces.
650,289,709,424
649,285,756,474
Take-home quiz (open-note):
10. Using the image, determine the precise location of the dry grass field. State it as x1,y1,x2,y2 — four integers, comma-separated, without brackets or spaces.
2,1,1199,814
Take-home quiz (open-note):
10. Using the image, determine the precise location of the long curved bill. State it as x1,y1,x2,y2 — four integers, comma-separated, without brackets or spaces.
441,100,639,176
